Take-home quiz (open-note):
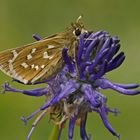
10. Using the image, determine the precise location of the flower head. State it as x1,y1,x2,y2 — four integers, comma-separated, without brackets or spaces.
2,31,140,140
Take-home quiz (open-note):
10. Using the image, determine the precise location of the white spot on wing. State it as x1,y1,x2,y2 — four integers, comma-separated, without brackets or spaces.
31,48,36,54
8,50,18,65
11,50,18,58
27,54,32,60
48,45,55,49
48,55,54,60
21,62,29,68
41,65,45,69
35,65,39,70
31,64,39,70
43,51,50,59
31,64,35,69
6,58,29,84
8,50,19,74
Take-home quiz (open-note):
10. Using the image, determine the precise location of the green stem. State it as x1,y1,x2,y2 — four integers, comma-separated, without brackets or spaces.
48,125,59,140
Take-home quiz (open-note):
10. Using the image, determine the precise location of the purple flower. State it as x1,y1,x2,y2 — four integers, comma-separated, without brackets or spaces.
2,32,140,140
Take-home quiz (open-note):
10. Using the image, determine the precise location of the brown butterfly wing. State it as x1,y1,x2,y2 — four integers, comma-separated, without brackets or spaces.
0,37,66,84
0,45,28,77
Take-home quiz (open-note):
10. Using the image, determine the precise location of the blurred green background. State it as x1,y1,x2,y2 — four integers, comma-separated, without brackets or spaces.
0,0,140,140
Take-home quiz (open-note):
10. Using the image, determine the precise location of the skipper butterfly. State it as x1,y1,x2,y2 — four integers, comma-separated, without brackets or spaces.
0,16,87,84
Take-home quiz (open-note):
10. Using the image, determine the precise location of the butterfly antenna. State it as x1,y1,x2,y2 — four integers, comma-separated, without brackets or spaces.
76,15,83,23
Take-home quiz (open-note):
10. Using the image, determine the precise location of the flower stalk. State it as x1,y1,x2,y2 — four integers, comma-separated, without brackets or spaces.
48,125,60,140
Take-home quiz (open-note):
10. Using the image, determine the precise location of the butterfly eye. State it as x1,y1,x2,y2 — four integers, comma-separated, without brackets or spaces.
73,28,81,36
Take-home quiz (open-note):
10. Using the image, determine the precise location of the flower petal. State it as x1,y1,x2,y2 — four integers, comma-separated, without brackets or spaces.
77,34,86,65
88,48,109,73
114,83,139,89
40,80,79,110
89,60,107,81
99,105,120,138
68,116,77,140
80,113,90,140
96,78,140,95
99,38,111,52
62,48,75,73
32,34,42,41
106,44,120,62
81,84,100,107
107,52,125,72
2,82,48,96
84,38,98,61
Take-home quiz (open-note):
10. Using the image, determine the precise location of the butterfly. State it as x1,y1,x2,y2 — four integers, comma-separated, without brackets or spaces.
0,16,88,84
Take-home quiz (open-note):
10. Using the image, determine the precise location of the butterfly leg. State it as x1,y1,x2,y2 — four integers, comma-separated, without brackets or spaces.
2,82,48,96
26,109,48,140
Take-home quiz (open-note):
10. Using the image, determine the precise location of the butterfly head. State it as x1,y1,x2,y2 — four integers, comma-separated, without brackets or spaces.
71,16,88,37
